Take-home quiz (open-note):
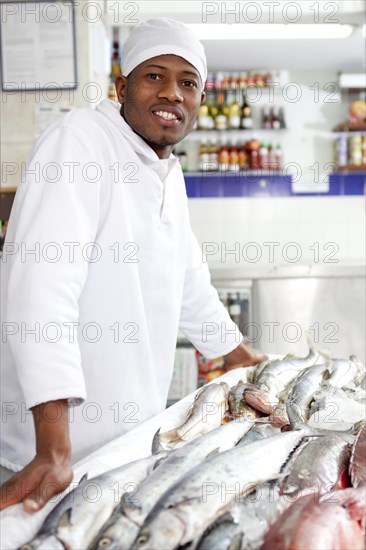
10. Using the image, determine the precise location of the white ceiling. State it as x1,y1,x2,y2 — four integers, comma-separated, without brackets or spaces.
107,0,366,71
202,27,365,71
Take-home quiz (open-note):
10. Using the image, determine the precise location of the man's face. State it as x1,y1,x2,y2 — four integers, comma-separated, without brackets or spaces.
115,54,205,159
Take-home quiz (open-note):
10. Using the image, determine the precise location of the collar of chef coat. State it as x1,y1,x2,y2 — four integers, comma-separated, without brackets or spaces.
96,99,180,181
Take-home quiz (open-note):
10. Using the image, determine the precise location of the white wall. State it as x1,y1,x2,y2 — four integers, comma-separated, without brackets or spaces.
189,196,366,268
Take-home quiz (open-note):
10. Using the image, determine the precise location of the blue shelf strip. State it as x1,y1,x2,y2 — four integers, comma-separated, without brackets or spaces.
184,172,365,197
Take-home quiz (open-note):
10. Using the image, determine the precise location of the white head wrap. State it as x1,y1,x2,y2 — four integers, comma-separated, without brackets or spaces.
121,18,207,90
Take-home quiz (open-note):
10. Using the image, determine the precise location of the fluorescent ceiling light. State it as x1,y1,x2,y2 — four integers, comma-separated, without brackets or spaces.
187,24,354,40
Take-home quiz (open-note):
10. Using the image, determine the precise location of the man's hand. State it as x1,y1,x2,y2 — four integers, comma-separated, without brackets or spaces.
0,399,73,513
223,341,268,371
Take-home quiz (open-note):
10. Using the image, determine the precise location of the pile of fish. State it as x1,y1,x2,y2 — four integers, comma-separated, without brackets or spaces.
18,342,366,550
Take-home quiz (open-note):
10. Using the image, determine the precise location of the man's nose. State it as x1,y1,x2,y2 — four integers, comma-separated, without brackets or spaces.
157,79,183,102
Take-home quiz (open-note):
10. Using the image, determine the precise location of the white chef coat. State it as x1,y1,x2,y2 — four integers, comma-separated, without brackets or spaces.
0,100,242,470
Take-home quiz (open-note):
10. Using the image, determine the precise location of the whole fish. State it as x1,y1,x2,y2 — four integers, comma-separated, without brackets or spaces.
280,433,354,498
350,423,366,488
284,363,329,420
195,513,242,550
131,431,306,550
244,342,318,414
252,359,274,383
17,452,166,550
196,482,290,550
228,380,264,419
92,418,255,550
158,382,230,449
260,494,365,550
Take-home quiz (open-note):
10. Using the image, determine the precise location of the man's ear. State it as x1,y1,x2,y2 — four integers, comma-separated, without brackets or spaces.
200,90,206,104
115,75,128,104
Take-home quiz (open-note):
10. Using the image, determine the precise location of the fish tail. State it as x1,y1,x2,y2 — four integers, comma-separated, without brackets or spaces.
304,330,314,351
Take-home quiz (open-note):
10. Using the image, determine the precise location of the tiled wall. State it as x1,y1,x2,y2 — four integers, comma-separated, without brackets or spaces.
188,196,366,267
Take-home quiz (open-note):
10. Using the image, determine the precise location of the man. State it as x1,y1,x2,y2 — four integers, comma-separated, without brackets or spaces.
0,18,266,513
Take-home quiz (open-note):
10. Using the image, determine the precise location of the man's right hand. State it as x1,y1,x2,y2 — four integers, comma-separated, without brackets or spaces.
0,399,73,513
0,453,73,512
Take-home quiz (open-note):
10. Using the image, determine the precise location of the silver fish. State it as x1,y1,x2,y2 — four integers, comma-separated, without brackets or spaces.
197,481,290,550
280,433,355,498
349,423,366,488
18,452,166,550
158,382,230,449
244,341,319,414
195,513,243,550
131,431,306,550
280,363,330,425
228,381,263,419
92,418,255,550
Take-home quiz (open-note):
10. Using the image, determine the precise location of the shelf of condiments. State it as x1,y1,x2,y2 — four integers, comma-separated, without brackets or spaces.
334,134,366,170
197,89,286,131
205,71,282,91
175,139,284,172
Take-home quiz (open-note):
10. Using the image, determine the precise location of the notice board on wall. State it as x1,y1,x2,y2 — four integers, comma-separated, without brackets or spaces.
0,0,77,91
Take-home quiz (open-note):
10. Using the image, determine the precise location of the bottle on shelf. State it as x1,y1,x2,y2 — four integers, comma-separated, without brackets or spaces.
259,142,269,170
334,135,348,168
279,107,287,129
271,106,281,130
275,144,283,170
228,90,241,130
228,140,240,172
262,106,272,129
349,136,363,166
197,102,211,130
267,143,277,169
208,138,218,170
238,142,249,171
215,91,228,131
218,140,230,171
199,139,210,171
241,92,253,130
214,72,224,92
247,138,260,169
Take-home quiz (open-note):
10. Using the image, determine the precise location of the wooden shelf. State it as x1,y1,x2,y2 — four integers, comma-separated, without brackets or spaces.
333,122,366,132
335,165,366,172
0,187,17,193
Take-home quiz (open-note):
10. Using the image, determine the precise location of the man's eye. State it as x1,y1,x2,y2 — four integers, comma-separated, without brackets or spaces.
147,73,160,80
183,81,197,88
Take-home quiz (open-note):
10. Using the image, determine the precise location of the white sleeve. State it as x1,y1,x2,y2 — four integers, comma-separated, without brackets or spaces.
3,124,101,409
179,229,243,358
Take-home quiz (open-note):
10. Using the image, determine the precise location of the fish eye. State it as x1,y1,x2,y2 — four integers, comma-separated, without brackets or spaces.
136,533,149,547
97,537,112,549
